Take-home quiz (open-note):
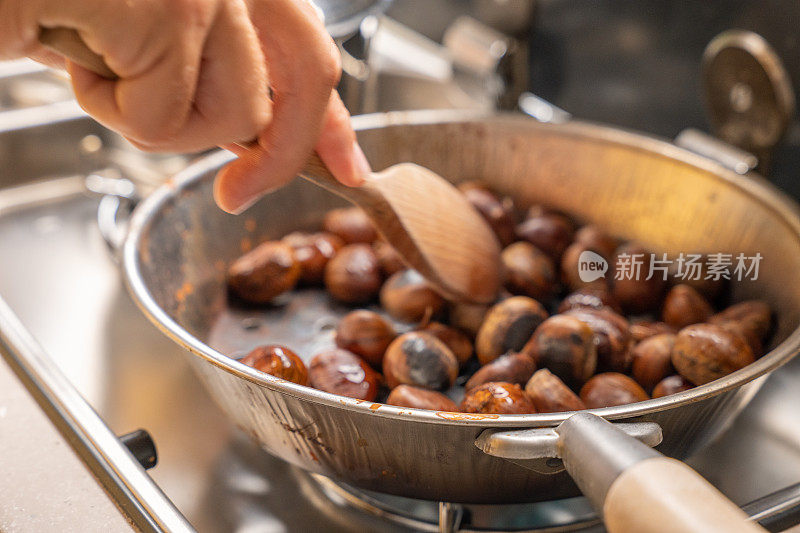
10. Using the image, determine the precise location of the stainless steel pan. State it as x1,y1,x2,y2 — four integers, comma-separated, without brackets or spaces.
121,111,800,504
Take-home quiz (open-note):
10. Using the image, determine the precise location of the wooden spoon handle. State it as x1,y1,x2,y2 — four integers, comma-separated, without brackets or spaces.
39,27,118,80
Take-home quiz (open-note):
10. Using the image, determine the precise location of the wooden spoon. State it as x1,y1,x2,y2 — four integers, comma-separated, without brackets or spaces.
39,27,502,303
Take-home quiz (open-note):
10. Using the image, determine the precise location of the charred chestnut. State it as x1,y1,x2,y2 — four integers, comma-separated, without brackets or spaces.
227,241,300,303
671,323,754,385
525,368,586,413
661,284,713,329
462,187,516,246
308,349,380,400
564,307,633,373
373,240,406,277
417,321,473,366
501,242,557,301
475,296,549,365
322,207,378,244
522,314,597,388
580,372,649,408
631,333,676,392
465,352,536,391
386,385,459,411
460,382,536,414
324,244,383,304
652,375,694,398
335,310,396,367
240,345,308,385
515,212,575,261
380,269,445,323
611,244,668,314
383,332,459,390
630,321,677,343
282,231,344,285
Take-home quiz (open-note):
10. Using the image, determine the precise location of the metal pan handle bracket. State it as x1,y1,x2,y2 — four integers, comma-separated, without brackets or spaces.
475,417,662,474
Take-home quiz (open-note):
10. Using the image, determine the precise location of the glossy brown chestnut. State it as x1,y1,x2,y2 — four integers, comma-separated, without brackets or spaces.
475,296,549,365
661,284,713,330
564,307,633,373
227,241,300,303
373,240,406,277
522,314,597,388
652,375,694,398
282,231,344,284
574,225,618,260
417,322,473,366
501,242,557,301
671,324,755,386
525,368,586,413
557,284,621,314
462,187,516,246
383,332,459,390
322,207,378,244
308,349,380,400
335,310,396,367
240,345,308,385
668,258,726,300
560,243,610,292
629,321,677,343
380,269,445,323
465,352,536,391
611,244,668,314
460,382,537,414
448,302,489,338
386,385,459,411
324,244,383,304
515,212,575,261
710,300,772,344
631,333,676,392
579,372,649,408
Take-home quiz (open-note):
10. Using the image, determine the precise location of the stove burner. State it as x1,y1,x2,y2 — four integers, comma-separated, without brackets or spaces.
306,473,601,532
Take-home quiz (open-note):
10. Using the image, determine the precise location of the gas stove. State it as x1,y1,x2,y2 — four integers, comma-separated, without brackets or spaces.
2,2,800,531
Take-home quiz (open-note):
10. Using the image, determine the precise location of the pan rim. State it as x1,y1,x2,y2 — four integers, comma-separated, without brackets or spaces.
122,109,800,427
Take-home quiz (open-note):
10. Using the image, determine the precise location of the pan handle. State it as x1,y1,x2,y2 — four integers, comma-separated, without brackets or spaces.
477,413,766,533
85,173,140,256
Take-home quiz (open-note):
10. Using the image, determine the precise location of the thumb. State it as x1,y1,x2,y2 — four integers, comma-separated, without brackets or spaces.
314,90,371,187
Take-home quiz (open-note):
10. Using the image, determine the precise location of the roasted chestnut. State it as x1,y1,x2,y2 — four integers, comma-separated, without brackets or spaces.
559,242,605,292
465,352,536,391
574,225,618,260
671,323,754,385
515,212,575,261
386,385,459,411
322,207,378,244
462,187,516,246
564,307,633,373
460,382,536,414
661,284,713,330
629,320,677,343
709,300,772,348
522,314,597,388
282,231,344,284
448,302,489,338
501,242,557,301
383,332,459,390
324,244,383,304
380,269,445,323
475,296,549,365
525,368,586,413
668,257,726,301
631,333,676,392
227,241,300,303
308,349,380,400
373,240,406,277
417,321,473,366
610,243,667,314
558,284,621,314
652,375,694,398
240,345,308,385
335,310,396,367
579,372,649,408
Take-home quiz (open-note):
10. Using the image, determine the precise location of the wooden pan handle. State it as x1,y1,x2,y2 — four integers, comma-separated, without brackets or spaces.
604,457,766,533
39,27,118,80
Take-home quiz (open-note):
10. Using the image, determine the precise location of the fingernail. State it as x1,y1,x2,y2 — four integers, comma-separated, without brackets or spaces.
351,141,371,185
